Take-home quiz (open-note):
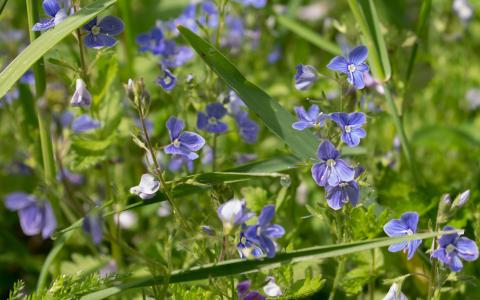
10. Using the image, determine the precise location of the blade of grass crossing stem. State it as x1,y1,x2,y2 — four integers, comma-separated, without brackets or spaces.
347,0,391,81
276,15,341,56
0,0,8,15
178,26,318,160
0,0,118,98
80,230,458,300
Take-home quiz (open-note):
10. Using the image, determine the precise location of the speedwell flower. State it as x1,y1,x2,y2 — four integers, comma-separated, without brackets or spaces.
330,112,367,147
292,104,329,130
217,199,255,234
72,114,101,133
32,0,67,31
245,205,285,258
71,78,92,108
83,16,124,49
237,280,266,300
235,111,259,143
4,192,56,239
383,212,422,260
129,174,160,200
327,45,369,89
311,140,355,187
237,230,264,259
83,213,103,245
164,116,205,160
197,103,228,134
294,64,318,91
157,65,176,91
431,226,479,272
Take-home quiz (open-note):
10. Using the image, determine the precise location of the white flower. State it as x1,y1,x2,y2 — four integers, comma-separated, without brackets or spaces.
263,277,282,297
115,211,137,229
130,174,160,200
383,283,408,300
217,199,254,234
71,78,92,108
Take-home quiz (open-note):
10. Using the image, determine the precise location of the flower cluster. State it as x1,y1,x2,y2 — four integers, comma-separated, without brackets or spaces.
384,211,479,271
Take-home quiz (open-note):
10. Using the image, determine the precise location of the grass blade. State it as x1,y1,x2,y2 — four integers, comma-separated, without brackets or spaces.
178,25,318,161
276,15,341,55
0,0,117,98
80,230,458,300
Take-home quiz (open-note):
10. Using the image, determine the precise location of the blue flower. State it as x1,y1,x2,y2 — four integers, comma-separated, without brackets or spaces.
330,112,367,147
4,192,56,239
294,64,318,91
267,45,282,64
71,79,92,108
327,45,369,89
236,0,267,8
223,16,245,52
217,199,255,234
72,114,101,133
157,65,176,91
245,205,285,258
169,155,194,173
136,27,165,54
162,46,194,68
325,180,359,210
20,70,35,85
383,212,422,260
292,104,329,130
57,168,84,185
237,231,264,259
32,0,67,31
237,280,266,300
234,111,259,144
197,103,229,134
311,140,355,187
432,226,479,272
164,116,206,160
83,16,124,49
83,213,103,245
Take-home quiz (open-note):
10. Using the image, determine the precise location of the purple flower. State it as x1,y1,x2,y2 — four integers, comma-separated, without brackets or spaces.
234,111,259,143
267,45,282,64
164,116,206,160
72,114,101,133
237,280,266,300
59,110,74,128
169,155,194,173
327,45,369,89
157,65,176,91
383,212,422,260
237,231,264,259
162,46,194,68
83,214,103,245
56,168,84,185
432,226,479,272
325,180,359,210
71,78,92,108
294,64,318,91
83,16,124,49
236,0,267,8
330,112,367,147
311,140,355,187
245,205,285,258
197,103,228,134
136,27,165,54
217,199,255,234
223,16,245,53
32,0,67,31
4,192,56,239
20,70,35,85
292,104,329,130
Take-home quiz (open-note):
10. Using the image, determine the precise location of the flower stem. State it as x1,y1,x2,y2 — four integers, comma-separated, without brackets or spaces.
212,133,218,172
218,234,227,262
383,86,421,185
328,258,345,300
74,1,89,85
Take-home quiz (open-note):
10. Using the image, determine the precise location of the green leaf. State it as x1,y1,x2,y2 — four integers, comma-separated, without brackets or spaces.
347,0,391,81
79,230,459,300
276,15,341,55
0,0,117,98
178,26,318,161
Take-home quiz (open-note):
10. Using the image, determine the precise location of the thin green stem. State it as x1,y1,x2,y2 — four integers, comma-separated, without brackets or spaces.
74,2,89,85
369,249,375,300
328,258,345,300
383,86,421,185
212,133,217,172
218,235,227,262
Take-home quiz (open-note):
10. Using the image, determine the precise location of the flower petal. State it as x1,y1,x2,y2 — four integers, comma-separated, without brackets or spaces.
351,71,366,89
317,140,339,161
407,239,422,260
400,212,419,232
258,205,275,226
18,204,43,236
292,121,313,131
333,159,355,182
32,18,55,31
327,56,348,74
99,16,124,35
311,163,328,187
455,237,479,261
388,241,408,252
84,33,117,49
348,45,368,65
264,224,285,238
4,192,35,211
43,0,60,17
179,131,206,151
206,103,227,119
41,201,57,239
383,219,408,237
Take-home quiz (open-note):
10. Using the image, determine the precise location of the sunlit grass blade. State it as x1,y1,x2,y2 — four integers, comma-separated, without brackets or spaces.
347,0,391,81
276,15,341,55
0,0,117,98
79,230,459,300
178,25,318,160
